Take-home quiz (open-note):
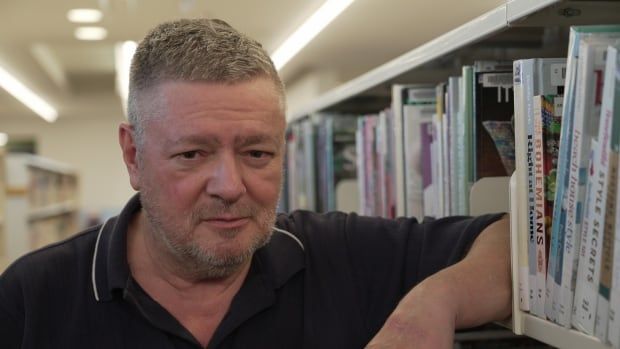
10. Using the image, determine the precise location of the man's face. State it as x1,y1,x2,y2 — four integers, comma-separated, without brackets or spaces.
129,78,285,279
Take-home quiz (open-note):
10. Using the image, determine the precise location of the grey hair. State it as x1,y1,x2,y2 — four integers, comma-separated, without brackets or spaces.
127,18,285,146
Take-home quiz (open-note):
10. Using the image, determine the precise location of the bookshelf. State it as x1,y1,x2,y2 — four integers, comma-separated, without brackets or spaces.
3,154,79,270
286,1,620,348
0,149,6,271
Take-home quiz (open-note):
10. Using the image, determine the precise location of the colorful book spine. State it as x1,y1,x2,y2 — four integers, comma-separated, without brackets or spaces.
606,46,620,348
532,95,548,318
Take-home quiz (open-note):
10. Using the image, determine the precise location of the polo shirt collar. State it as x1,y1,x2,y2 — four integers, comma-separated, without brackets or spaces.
91,193,306,303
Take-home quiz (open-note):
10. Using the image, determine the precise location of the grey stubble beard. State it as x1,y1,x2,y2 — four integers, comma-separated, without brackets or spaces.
139,188,277,281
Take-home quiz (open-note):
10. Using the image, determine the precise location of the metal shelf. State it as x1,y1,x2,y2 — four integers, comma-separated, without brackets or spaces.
28,201,78,221
520,312,611,349
288,0,620,122
288,3,509,121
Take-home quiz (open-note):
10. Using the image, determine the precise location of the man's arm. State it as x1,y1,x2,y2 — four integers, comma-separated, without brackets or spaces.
366,215,511,348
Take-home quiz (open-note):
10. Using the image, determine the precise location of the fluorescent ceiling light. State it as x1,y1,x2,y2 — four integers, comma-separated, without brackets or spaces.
75,26,107,41
0,133,7,147
115,41,137,116
0,65,58,122
271,0,355,71
67,8,103,23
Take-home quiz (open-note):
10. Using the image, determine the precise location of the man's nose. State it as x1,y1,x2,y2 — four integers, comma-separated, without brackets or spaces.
205,152,246,203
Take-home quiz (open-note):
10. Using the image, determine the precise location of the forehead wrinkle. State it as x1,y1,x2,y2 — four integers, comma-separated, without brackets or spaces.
166,134,221,148
234,133,280,148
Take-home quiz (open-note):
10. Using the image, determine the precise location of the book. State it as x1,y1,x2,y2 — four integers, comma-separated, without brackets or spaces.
454,66,474,215
447,76,462,215
315,114,358,212
571,36,620,335
606,46,620,349
437,82,451,217
552,26,620,329
594,45,620,342
472,61,514,180
529,95,560,317
402,87,436,220
392,84,432,216
514,58,566,316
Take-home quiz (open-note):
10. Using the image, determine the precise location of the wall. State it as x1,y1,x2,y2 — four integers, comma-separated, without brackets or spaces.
285,69,342,120
2,116,134,218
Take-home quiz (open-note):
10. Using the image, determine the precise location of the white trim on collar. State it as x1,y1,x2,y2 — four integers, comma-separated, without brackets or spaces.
272,227,304,251
91,218,111,302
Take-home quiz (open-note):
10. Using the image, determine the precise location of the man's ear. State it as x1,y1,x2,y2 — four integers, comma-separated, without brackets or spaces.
119,123,141,191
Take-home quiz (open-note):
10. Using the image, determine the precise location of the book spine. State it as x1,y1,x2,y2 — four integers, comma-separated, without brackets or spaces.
461,66,474,214
356,118,366,214
448,77,461,216
513,60,530,311
553,32,582,327
606,46,620,347
540,60,567,325
533,95,547,318
594,46,618,341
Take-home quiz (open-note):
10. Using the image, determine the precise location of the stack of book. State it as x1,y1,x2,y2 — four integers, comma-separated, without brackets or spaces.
515,24,620,348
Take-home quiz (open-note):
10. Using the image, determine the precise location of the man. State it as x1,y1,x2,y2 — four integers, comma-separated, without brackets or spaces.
0,19,511,348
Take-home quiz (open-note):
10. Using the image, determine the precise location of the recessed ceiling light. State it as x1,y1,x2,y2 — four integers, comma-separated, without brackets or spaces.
271,0,355,71
0,65,58,122
67,8,103,23
74,27,107,41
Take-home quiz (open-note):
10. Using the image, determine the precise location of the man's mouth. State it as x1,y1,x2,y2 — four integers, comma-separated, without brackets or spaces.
203,216,250,229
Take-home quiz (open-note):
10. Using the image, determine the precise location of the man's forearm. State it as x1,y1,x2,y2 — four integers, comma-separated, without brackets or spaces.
366,216,512,348
430,215,512,328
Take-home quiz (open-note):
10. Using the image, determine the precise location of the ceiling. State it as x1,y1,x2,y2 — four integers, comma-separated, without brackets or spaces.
0,0,504,123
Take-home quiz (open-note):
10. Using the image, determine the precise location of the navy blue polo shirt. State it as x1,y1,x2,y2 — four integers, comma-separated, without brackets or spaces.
0,194,503,348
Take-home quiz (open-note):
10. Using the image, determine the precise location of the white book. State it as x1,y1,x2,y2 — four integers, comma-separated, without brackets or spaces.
594,45,620,342
532,95,547,318
571,38,619,335
513,60,531,312
402,88,436,221
606,45,620,348
433,113,445,218
377,112,388,217
610,153,620,347
441,108,450,217
392,84,433,217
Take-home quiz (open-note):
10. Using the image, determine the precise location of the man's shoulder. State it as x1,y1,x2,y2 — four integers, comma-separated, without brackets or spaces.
275,210,349,238
1,225,102,284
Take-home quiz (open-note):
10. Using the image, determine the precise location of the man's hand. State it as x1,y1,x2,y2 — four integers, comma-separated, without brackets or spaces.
366,216,512,348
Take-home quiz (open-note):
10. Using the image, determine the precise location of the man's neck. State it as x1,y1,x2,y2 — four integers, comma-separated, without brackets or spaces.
126,210,251,347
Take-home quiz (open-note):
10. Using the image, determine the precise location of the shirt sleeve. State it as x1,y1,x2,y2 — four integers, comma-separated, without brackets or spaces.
0,263,26,348
349,213,506,335
278,211,505,337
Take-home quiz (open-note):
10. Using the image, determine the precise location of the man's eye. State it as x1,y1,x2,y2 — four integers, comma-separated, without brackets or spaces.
179,151,199,160
248,150,268,158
